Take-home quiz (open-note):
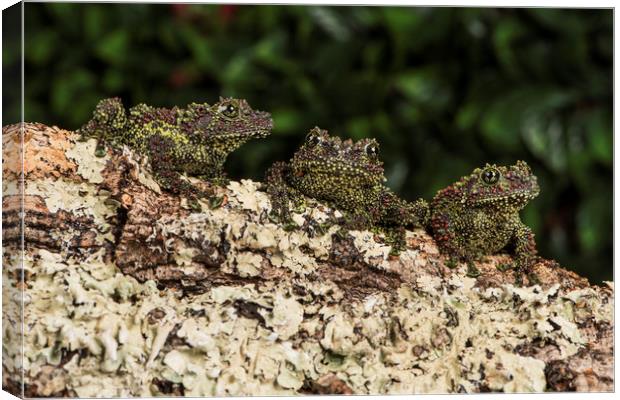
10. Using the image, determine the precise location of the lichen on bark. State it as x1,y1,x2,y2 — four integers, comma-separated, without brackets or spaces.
2,123,614,396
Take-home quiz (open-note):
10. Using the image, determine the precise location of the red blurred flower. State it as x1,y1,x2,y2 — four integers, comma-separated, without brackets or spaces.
169,68,192,89
171,4,190,18
219,5,239,22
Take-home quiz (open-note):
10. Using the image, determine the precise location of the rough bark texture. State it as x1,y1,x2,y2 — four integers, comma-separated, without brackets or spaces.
2,123,614,397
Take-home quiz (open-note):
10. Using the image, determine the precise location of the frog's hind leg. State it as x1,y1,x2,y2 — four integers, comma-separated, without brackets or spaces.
376,190,430,229
265,162,303,223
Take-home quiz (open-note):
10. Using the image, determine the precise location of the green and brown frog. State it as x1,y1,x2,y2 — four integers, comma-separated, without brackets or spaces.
429,161,540,281
78,97,273,197
265,127,429,252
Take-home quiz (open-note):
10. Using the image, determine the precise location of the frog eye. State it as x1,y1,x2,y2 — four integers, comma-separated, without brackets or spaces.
305,131,322,147
365,143,379,158
221,103,238,118
481,167,500,185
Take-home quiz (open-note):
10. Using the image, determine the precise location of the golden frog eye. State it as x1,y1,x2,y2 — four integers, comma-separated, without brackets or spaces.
221,103,238,118
365,143,379,158
481,167,500,185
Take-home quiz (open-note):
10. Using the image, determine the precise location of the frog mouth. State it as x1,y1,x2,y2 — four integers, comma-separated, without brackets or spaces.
294,160,384,182
472,188,540,205
251,128,272,138
213,128,271,140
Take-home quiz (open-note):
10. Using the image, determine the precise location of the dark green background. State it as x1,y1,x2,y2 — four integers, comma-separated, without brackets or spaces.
4,4,613,282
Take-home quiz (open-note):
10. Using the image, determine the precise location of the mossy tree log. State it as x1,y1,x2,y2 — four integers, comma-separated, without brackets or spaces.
2,123,614,397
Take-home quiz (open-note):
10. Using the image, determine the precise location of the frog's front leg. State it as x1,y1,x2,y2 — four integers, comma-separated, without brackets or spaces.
382,226,407,256
146,134,205,201
77,98,128,156
429,210,477,270
512,221,539,284
193,154,229,187
431,209,465,256
203,173,229,187
407,198,431,228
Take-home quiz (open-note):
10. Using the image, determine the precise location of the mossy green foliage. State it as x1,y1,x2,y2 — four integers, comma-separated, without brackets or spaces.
10,4,612,282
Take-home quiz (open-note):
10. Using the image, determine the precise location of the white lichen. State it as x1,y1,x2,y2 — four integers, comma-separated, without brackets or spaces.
4,132,614,396
64,138,109,184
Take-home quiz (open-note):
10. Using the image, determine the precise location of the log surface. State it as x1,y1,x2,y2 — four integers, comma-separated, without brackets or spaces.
2,123,614,396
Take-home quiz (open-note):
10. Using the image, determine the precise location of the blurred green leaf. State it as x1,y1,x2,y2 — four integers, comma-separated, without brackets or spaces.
395,68,451,109
310,7,350,41
382,7,422,33
527,9,586,35
492,19,524,76
271,108,304,135
482,86,574,155
47,3,79,24
222,53,253,86
84,6,106,40
585,109,612,166
346,117,372,139
456,103,480,131
521,203,540,233
182,29,215,71
577,190,611,253
102,69,125,92
95,30,129,64
51,70,95,114
253,32,285,67
26,30,57,64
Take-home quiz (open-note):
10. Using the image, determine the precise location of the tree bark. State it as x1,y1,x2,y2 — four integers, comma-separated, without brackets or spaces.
2,123,614,396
